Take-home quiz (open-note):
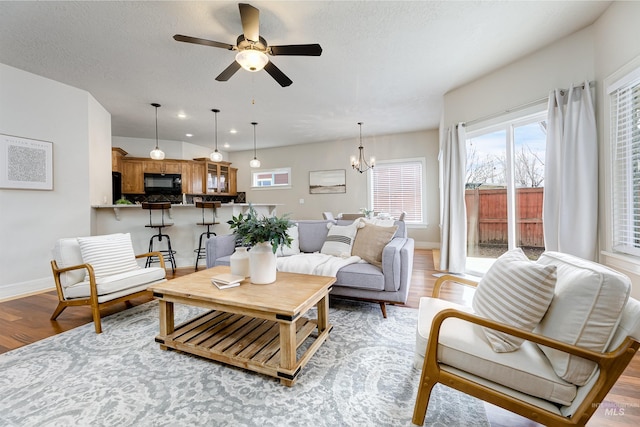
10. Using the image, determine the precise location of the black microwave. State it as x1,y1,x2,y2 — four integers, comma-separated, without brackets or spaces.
144,173,182,195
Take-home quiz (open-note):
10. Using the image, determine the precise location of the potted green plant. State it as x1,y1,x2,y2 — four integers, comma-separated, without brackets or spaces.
227,205,293,284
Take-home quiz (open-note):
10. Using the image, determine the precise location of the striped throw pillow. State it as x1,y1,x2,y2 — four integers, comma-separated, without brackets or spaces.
320,222,362,257
472,248,557,353
77,233,139,279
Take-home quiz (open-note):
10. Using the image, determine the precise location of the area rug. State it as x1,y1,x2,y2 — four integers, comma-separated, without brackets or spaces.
0,300,489,427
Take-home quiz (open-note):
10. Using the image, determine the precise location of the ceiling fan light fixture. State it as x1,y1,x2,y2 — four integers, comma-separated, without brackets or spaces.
235,49,268,72
149,103,165,160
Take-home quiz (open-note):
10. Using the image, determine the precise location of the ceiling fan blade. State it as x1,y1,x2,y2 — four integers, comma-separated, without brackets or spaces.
239,3,260,42
173,34,235,50
215,61,242,81
264,61,293,87
269,44,323,56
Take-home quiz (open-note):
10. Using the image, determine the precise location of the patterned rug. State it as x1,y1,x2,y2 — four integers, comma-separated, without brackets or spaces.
0,299,489,427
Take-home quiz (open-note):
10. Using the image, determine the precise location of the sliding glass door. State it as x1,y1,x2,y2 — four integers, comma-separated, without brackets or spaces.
465,112,547,271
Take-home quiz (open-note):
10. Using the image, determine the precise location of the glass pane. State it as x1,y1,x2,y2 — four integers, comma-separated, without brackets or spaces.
514,121,546,260
466,130,509,261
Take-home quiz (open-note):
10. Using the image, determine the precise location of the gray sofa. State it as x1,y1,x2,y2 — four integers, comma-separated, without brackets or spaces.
206,219,414,317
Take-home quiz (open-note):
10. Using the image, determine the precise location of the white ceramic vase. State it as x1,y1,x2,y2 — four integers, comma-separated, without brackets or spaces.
249,241,277,284
229,247,250,278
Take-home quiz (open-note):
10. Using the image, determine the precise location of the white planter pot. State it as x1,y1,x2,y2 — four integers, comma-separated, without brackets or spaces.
249,242,277,284
229,247,250,278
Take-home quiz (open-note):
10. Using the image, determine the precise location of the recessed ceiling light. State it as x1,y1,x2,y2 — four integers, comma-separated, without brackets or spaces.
178,113,186,119
223,142,230,148
185,133,193,137
229,129,237,134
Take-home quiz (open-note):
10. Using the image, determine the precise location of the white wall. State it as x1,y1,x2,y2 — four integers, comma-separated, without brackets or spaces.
0,63,110,300
228,129,441,248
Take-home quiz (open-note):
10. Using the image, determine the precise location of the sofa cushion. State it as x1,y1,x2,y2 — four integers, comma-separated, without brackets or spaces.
335,262,385,291
535,251,631,386
52,237,87,287
472,248,557,353
416,297,577,406
297,220,332,253
320,221,361,257
352,223,398,267
63,267,166,300
277,224,301,257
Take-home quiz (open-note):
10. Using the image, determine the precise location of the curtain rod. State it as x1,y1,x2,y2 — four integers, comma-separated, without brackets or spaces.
461,81,594,128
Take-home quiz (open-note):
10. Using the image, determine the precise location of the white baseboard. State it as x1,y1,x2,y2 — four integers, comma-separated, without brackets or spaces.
0,277,54,302
414,241,440,250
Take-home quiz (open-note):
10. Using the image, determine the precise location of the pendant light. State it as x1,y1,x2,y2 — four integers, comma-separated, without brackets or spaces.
249,122,261,168
350,122,374,173
209,108,223,162
149,103,165,160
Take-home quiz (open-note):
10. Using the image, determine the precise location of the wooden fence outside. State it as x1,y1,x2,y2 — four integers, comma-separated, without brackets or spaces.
465,187,544,248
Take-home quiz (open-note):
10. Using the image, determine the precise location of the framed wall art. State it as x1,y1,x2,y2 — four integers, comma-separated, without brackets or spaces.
0,134,53,190
309,169,346,194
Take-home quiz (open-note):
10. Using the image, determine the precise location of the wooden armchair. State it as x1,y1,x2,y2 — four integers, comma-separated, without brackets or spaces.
412,251,640,426
50,233,168,333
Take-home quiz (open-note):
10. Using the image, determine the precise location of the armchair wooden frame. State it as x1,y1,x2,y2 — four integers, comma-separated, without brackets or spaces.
413,274,640,427
50,251,165,334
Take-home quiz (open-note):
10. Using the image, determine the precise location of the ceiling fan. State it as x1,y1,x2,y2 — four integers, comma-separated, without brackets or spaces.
173,3,322,87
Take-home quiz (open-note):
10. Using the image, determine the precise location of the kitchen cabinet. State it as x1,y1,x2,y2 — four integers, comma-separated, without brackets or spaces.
111,147,127,173
122,159,144,193
143,160,181,174
194,159,237,195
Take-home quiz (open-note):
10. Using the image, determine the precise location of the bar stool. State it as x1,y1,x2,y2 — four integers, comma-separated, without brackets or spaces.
142,202,176,273
194,200,221,270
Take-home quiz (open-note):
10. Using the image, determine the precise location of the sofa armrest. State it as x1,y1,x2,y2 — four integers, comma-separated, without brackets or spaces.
206,234,238,268
381,237,414,293
432,274,479,298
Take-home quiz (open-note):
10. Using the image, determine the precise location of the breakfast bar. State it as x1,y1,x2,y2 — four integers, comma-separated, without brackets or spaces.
91,203,279,268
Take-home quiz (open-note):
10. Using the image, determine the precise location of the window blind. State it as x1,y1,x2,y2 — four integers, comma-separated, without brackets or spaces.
611,75,640,256
371,161,423,223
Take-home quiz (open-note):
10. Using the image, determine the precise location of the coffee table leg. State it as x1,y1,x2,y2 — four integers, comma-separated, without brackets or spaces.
279,321,296,386
158,299,174,351
317,294,329,332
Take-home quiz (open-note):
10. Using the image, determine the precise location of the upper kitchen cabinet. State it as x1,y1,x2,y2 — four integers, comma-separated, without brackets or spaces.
121,159,144,194
194,159,237,196
143,160,182,174
111,147,127,173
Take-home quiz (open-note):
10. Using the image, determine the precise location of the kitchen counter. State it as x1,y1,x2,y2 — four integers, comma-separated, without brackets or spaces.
91,203,280,268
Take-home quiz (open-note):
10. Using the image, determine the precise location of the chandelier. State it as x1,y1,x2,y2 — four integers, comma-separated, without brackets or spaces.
351,122,374,173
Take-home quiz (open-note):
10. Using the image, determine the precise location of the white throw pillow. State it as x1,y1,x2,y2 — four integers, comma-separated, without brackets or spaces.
277,224,301,257
77,233,139,279
534,251,631,386
472,248,557,353
320,221,362,257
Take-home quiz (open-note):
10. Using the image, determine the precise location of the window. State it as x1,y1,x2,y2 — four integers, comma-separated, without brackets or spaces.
610,68,640,256
251,168,291,189
465,111,547,262
369,158,425,224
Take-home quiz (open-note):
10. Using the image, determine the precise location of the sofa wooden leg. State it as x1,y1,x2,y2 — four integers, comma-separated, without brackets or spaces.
379,302,387,318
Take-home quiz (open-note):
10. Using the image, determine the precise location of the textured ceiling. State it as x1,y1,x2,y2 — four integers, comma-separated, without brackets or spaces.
0,1,611,152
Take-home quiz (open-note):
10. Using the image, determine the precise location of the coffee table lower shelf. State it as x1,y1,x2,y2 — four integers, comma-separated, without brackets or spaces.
155,309,332,385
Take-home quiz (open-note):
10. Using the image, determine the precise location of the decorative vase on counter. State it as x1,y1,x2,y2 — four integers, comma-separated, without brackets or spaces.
249,242,277,284
229,247,250,278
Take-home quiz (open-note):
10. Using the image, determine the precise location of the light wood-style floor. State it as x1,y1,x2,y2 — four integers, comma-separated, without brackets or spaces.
0,249,638,426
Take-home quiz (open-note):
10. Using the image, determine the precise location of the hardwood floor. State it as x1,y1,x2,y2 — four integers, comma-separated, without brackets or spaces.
0,249,638,426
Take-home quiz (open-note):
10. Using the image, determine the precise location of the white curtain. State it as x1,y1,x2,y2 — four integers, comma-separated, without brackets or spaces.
543,81,597,260
439,124,467,272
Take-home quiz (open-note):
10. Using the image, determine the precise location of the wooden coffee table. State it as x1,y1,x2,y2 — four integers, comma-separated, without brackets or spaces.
149,266,335,386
